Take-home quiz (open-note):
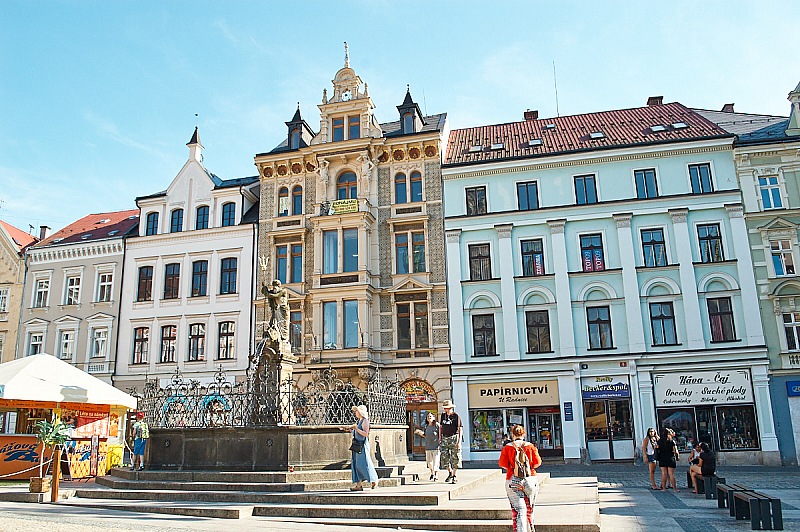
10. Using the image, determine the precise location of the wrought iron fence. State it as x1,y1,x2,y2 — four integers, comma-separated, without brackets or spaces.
129,365,406,429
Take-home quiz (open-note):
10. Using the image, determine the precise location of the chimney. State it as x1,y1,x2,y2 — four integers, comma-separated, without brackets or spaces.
721,103,735,113
524,109,539,121
647,96,663,106
39,226,50,240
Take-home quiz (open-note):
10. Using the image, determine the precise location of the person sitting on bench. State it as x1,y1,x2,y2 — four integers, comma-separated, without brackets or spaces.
689,442,716,494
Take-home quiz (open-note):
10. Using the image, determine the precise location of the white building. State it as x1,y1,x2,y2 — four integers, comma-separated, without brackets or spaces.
115,129,259,390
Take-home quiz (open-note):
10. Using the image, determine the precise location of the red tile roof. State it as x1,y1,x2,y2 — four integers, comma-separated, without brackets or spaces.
0,220,38,253
444,102,731,166
35,209,140,248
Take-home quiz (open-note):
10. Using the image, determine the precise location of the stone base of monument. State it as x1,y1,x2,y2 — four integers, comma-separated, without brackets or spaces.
147,425,408,471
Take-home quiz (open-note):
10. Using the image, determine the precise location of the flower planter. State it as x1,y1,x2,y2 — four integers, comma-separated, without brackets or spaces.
29,476,51,493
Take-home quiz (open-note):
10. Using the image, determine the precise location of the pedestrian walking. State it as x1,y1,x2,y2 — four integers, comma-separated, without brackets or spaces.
439,399,462,484
657,428,679,492
131,412,149,471
498,424,542,532
642,427,659,489
341,404,378,491
415,412,440,481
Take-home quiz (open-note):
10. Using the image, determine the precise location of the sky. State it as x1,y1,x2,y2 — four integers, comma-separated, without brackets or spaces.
1,1,798,235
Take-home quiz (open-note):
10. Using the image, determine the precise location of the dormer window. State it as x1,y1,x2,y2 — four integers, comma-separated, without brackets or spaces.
290,128,301,150
403,112,414,134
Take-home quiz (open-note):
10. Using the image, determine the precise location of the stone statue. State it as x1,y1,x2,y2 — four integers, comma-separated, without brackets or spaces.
262,279,290,343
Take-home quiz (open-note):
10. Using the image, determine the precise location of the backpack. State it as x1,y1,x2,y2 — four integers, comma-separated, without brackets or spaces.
512,442,531,479
139,421,149,440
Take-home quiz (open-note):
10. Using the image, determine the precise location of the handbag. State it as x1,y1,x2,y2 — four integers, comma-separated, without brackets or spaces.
349,437,364,454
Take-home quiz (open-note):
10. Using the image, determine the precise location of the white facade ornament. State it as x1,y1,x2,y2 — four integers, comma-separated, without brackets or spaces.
613,213,632,228
322,88,328,104
494,224,513,239
445,229,462,243
547,219,566,234
725,203,744,218
669,208,688,224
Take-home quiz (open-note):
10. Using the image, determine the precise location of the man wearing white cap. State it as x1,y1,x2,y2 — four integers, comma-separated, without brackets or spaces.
439,399,462,483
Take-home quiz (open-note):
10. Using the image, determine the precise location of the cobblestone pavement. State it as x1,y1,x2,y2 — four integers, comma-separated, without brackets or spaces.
543,463,800,531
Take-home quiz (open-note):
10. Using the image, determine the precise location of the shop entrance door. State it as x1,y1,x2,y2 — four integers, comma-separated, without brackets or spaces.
527,408,563,457
406,402,437,456
584,399,635,461
696,407,718,452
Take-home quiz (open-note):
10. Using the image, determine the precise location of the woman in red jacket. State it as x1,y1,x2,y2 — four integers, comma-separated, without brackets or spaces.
498,424,542,532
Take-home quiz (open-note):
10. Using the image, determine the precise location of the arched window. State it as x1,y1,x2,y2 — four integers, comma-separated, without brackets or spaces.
290,128,301,150
394,173,407,204
221,202,236,227
278,187,289,217
292,185,303,215
195,206,209,230
403,112,414,134
337,172,357,200
410,171,423,202
170,209,183,233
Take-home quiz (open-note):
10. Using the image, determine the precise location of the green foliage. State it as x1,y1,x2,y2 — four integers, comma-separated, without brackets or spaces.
34,418,70,448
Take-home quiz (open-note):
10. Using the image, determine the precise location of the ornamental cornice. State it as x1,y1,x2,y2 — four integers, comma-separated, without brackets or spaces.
28,240,125,264
612,213,632,228
725,203,744,218
547,219,567,234
669,208,688,224
445,229,462,243
494,223,513,239
127,226,253,250
443,144,729,180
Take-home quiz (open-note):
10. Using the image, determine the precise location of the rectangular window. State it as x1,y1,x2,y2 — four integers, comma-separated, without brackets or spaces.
472,314,497,356
771,240,795,276
642,229,667,267
466,186,487,216
132,327,149,364
348,115,360,139
332,117,344,141
698,224,724,263
414,302,429,349
97,272,113,302
0,288,8,312
323,230,338,274
517,181,539,210
221,203,236,227
397,302,429,351
689,163,713,194
395,234,409,274
145,212,159,236
163,263,180,299
521,239,545,277
395,173,407,204
191,260,208,297
34,279,49,308
587,306,613,349
397,303,411,350
28,332,43,356
525,310,551,353
634,168,658,199
412,232,426,273
716,405,759,450
58,330,75,360
344,299,359,348
291,244,303,282
137,266,153,301
188,323,205,361
575,174,598,205
784,312,800,351
92,328,108,358
469,243,492,281
323,301,338,349
290,312,302,354
708,297,736,342
276,245,288,284
64,275,81,306
650,302,677,345
217,321,235,360
343,228,358,272
410,172,423,203
160,325,176,363
396,231,426,274
580,234,605,272
220,258,237,294
759,176,783,209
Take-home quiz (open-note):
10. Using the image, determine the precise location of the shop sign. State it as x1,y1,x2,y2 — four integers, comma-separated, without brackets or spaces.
581,376,630,399
654,369,753,407
564,402,574,422
468,380,559,409
787,381,800,397
331,199,359,214
62,408,110,438
402,379,437,403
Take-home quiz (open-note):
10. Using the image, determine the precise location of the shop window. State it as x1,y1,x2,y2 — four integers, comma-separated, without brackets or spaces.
468,243,492,280
196,205,209,230
465,186,487,216
278,187,289,216
771,240,795,276
163,263,180,299
472,314,496,356
574,174,597,205
689,163,713,194
784,312,800,351
698,223,724,263
470,409,524,451
292,186,303,215
642,228,667,267
587,306,613,349
188,323,205,361
525,310,551,353
759,176,782,209
137,266,153,301
145,212,159,236
521,239,545,277
580,234,605,272
170,208,183,233
657,408,696,453
132,327,149,364
160,325,177,363
708,297,736,342
221,202,236,227
649,302,677,346
634,168,658,199
191,260,208,297
717,405,759,450
584,401,608,441
218,321,235,360
219,258,237,294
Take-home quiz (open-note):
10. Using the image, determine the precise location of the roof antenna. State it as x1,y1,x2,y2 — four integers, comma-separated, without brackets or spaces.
553,61,560,117
344,41,350,68
422,87,428,116
195,113,198,127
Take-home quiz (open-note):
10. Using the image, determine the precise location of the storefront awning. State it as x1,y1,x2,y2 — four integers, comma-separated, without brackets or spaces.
0,354,137,410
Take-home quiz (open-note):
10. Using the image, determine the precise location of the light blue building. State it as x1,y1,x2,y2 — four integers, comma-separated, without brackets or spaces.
442,100,779,465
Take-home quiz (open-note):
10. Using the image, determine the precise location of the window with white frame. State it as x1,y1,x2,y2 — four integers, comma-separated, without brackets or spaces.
64,275,81,305
771,240,795,276
91,328,108,358
784,312,800,351
188,323,205,361
97,271,113,302
0,333,5,358
132,327,149,364
28,332,43,356
759,176,783,209
322,300,359,350
33,278,50,308
689,163,713,194
0,287,8,313
218,321,235,360
472,314,497,356
160,325,176,363
323,228,358,274
58,330,75,360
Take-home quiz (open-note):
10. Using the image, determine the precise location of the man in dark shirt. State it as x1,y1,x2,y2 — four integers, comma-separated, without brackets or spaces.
439,400,462,483
690,442,716,493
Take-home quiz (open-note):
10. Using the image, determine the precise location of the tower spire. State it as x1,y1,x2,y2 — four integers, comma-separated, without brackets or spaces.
344,41,350,68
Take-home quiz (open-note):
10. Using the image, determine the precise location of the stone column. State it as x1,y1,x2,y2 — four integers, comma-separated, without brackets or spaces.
452,375,471,461
725,203,766,345
495,224,520,360
446,229,466,363
669,208,705,349
752,363,780,462
613,213,646,352
548,219,576,357
558,370,582,461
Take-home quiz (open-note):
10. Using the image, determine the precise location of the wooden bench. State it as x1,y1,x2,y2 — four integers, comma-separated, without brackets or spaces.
733,490,783,530
717,482,750,514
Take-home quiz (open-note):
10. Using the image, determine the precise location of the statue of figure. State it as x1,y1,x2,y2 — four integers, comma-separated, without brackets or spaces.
262,279,290,343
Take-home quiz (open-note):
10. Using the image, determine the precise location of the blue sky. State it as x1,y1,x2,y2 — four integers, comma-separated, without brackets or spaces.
1,1,798,234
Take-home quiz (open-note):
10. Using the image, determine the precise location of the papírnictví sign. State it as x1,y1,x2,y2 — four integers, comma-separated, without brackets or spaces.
654,369,753,407
468,380,559,409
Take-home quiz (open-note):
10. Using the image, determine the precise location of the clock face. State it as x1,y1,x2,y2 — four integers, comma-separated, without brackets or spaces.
341,90,352,101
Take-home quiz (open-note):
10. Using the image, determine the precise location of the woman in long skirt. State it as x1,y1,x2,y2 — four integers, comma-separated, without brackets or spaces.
345,404,378,491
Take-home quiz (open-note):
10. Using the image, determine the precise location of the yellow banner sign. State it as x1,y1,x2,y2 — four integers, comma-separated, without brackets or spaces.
331,199,358,214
